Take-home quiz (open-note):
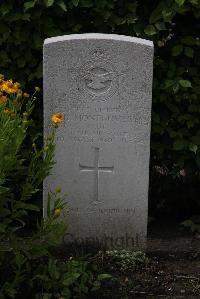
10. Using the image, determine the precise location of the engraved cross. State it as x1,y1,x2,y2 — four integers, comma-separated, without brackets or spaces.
79,147,114,204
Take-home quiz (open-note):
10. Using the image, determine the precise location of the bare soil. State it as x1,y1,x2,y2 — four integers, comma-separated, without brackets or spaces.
90,222,200,299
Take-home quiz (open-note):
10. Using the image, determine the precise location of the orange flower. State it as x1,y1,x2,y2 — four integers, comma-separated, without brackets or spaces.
4,108,11,114
1,80,20,94
0,94,7,104
14,82,21,88
51,113,64,125
4,108,15,117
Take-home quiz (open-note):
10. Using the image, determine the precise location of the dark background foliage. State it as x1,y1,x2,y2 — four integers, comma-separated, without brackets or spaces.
0,0,200,219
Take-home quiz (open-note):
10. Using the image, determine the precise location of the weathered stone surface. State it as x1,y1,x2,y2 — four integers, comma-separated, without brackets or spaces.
43,33,154,249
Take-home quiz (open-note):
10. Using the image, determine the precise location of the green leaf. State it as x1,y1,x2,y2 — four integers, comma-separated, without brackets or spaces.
127,3,137,12
35,62,43,79
153,113,160,123
166,102,179,113
173,140,185,150
0,223,7,233
162,9,173,21
63,273,81,286
21,13,31,21
187,120,195,128
33,274,49,282
91,281,101,291
110,15,123,25
172,83,179,94
149,2,165,23
24,1,36,11
0,51,11,66
72,0,79,6
184,47,194,58
155,22,166,31
44,0,54,7
189,144,198,154
6,287,17,298
97,273,112,281
181,36,196,46
188,104,198,112
172,45,183,56
179,80,192,88
57,0,67,11
0,208,11,217
80,0,93,7
175,0,186,6
15,202,40,211
31,245,49,257
144,25,157,36
189,0,199,5
33,32,43,49
181,219,194,228
0,3,12,15
162,79,174,89
0,24,9,34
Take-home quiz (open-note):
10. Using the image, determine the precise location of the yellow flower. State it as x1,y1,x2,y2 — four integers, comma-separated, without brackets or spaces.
1,80,12,91
0,94,7,105
51,113,64,125
1,80,20,94
13,82,21,93
14,82,20,88
54,208,62,217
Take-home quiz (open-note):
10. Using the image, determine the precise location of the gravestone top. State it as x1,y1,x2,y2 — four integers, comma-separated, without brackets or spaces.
44,33,153,47
44,33,154,249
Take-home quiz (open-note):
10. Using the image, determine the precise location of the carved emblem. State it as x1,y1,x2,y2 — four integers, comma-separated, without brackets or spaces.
83,67,113,95
79,54,118,100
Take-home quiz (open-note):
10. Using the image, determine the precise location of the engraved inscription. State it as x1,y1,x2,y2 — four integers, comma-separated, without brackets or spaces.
70,207,136,214
79,147,114,204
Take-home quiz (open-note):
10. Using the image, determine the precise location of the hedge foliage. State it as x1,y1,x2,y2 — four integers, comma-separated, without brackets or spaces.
0,0,200,176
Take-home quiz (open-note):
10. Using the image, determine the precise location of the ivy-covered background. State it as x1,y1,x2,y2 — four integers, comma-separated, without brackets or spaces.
0,0,200,219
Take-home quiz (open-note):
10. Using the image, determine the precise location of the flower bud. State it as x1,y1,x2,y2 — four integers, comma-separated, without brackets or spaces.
54,208,62,217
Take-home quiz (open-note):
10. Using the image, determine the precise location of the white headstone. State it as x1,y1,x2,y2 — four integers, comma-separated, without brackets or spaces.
44,33,153,249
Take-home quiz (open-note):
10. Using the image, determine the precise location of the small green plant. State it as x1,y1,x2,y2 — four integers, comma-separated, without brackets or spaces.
32,258,111,299
0,75,110,298
104,250,148,272
0,75,65,298
181,218,200,233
